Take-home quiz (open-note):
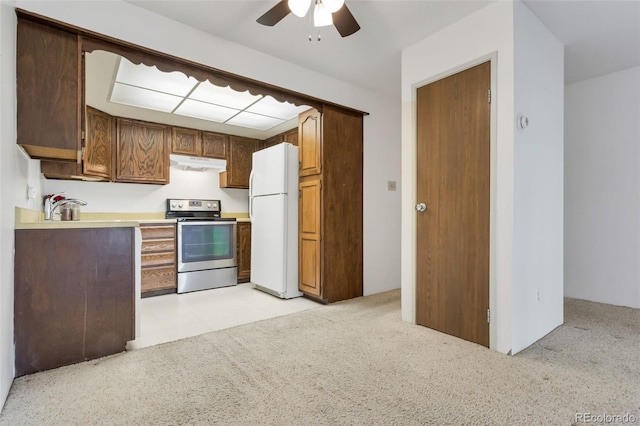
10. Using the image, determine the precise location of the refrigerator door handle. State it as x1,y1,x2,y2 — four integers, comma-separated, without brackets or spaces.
249,169,255,197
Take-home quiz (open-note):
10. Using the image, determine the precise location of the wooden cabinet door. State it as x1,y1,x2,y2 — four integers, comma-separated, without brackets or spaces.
17,18,81,161
237,222,252,283
299,108,322,176
171,127,201,156
116,118,170,184
15,228,134,377
84,106,114,179
284,128,299,146
262,135,281,150
220,136,258,188
202,131,228,159
299,178,322,297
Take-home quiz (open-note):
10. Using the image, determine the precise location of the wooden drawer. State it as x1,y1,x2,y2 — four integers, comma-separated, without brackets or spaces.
140,225,175,240
142,238,175,253
141,266,176,292
141,252,175,268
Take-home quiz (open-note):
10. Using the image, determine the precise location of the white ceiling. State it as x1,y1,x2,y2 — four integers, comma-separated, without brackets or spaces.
125,0,640,98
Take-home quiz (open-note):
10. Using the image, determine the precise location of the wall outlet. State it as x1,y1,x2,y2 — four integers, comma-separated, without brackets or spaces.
387,180,397,191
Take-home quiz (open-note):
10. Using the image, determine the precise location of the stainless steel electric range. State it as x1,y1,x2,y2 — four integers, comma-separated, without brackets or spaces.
166,199,237,293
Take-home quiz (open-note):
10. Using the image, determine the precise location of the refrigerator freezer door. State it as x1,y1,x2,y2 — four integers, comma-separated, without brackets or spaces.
251,194,286,295
251,143,288,197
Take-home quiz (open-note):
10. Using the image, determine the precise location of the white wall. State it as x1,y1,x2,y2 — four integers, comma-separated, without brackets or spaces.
1,0,25,407
565,66,640,309
511,1,564,354
43,169,249,214
401,1,565,355
401,1,515,354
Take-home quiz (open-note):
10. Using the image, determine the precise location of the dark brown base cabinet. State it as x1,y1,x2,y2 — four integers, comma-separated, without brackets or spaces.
14,227,135,377
237,222,251,283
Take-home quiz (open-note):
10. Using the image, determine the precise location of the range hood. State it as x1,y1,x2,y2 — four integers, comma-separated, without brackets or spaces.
169,154,227,172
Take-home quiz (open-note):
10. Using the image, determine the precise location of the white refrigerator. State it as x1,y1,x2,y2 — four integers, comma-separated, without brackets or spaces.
249,142,302,299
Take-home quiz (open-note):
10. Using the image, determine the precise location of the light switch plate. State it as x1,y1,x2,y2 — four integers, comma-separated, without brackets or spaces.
26,184,37,200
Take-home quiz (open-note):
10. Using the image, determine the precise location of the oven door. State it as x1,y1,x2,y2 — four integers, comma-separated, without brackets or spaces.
177,221,237,272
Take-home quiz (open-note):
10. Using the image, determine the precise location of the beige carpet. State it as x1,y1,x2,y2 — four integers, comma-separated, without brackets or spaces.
0,290,638,425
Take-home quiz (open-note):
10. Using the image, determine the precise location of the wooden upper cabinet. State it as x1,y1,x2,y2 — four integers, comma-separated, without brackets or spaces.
115,118,170,184
17,18,81,161
262,135,282,151
299,108,322,176
219,136,259,189
171,128,227,160
261,127,298,151
171,127,201,156
201,131,228,159
284,128,299,146
84,106,114,179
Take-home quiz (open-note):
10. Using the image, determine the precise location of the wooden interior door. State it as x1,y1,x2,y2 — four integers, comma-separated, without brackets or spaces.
415,61,490,347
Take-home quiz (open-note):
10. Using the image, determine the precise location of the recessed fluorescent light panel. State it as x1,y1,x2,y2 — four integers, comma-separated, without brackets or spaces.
109,58,306,131
226,112,285,131
175,99,239,122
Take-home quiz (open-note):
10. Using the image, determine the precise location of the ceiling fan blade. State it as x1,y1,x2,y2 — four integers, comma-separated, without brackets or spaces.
332,3,360,37
257,0,291,26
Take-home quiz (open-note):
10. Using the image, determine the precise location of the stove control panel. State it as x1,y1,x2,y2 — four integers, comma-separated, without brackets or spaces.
167,199,220,212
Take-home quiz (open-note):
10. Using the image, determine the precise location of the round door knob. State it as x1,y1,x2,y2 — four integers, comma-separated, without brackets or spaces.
415,203,427,212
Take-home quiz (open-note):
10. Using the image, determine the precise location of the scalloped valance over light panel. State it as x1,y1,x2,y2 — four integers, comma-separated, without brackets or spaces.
110,57,309,131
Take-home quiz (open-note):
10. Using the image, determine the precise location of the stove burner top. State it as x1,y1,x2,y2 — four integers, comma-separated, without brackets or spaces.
173,217,236,222
165,198,228,220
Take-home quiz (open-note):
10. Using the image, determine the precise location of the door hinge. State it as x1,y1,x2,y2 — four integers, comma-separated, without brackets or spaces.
487,308,491,323
299,189,302,198
487,89,491,103
81,130,85,141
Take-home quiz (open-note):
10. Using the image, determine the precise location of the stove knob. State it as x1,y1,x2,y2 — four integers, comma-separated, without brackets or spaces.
171,202,177,208
206,203,212,209
178,203,184,208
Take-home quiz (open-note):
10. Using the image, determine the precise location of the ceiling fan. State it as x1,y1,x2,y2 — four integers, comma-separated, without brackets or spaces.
257,0,361,38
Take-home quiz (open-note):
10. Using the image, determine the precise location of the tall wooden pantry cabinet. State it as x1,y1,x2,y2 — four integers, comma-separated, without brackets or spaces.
298,105,364,303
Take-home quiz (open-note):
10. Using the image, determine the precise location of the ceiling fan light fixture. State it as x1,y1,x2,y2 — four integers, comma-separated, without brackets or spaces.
323,0,344,13
288,0,311,17
313,2,333,27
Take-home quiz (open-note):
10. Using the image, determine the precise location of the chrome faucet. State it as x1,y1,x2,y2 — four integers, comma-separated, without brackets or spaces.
44,192,65,221
44,194,88,221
